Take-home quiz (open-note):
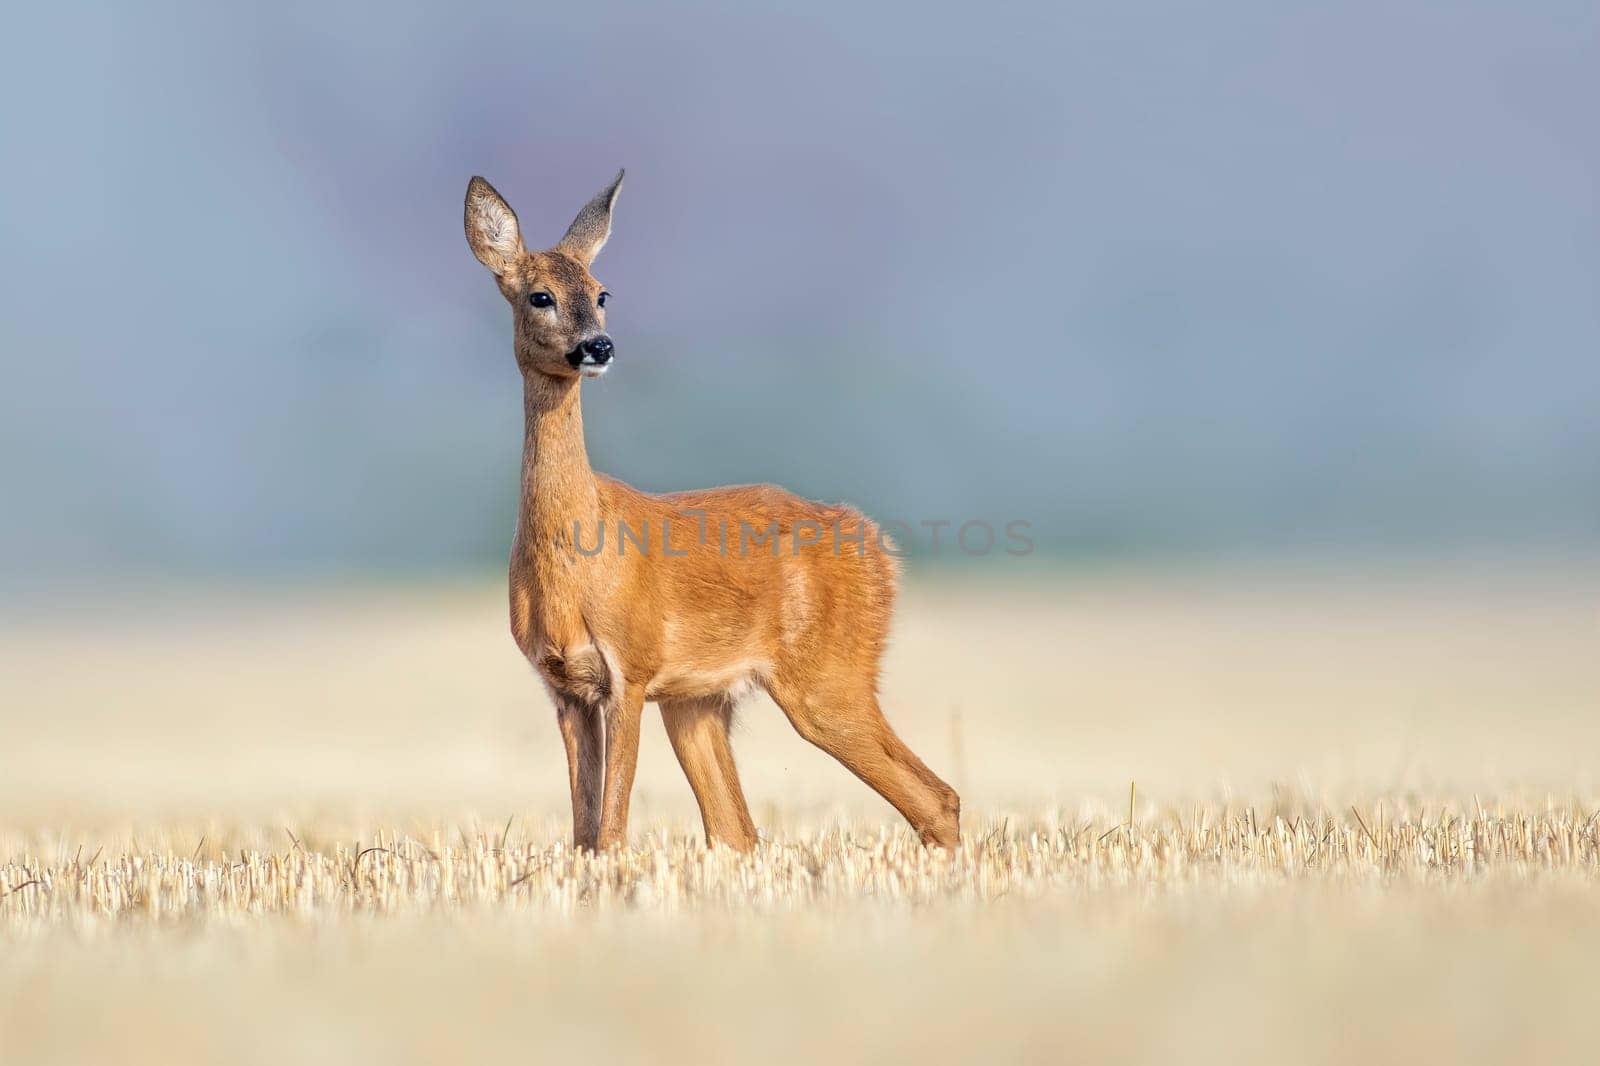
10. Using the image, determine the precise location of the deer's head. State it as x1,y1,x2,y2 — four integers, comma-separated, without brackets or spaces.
464,171,623,379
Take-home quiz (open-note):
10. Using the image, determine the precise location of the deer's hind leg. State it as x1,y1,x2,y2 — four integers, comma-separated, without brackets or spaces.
766,673,960,849
659,696,758,851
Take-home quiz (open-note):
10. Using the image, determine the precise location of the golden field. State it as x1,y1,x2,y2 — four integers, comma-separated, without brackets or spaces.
2,563,1598,1064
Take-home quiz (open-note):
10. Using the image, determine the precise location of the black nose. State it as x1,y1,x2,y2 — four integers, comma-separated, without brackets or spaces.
581,335,614,364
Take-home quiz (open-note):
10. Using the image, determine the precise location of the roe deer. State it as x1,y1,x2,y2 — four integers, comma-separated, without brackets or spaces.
463,171,960,851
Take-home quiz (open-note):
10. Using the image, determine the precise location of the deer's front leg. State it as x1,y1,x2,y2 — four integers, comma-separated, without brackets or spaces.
597,680,646,850
554,697,603,850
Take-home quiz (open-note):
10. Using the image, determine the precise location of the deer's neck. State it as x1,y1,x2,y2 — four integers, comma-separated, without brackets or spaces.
518,373,599,542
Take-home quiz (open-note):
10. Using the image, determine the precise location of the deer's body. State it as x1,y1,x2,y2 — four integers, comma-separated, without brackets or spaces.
467,172,959,852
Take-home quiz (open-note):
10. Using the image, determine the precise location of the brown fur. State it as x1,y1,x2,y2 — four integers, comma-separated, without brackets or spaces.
464,173,960,851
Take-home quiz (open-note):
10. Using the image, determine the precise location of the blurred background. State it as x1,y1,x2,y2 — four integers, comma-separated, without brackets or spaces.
0,1,1596,823
2,0,1595,582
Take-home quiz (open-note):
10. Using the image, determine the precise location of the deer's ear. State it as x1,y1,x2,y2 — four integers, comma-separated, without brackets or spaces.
558,169,624,265
464,176,525,276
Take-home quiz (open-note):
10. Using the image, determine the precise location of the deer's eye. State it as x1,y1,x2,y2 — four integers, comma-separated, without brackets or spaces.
529,292,555,309
597,291,610,308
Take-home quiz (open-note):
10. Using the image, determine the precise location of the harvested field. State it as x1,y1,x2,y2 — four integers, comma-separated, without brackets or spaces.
3,565,1597,1064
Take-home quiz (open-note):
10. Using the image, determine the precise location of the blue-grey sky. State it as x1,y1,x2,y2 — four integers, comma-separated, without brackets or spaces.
3,0,1596,575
